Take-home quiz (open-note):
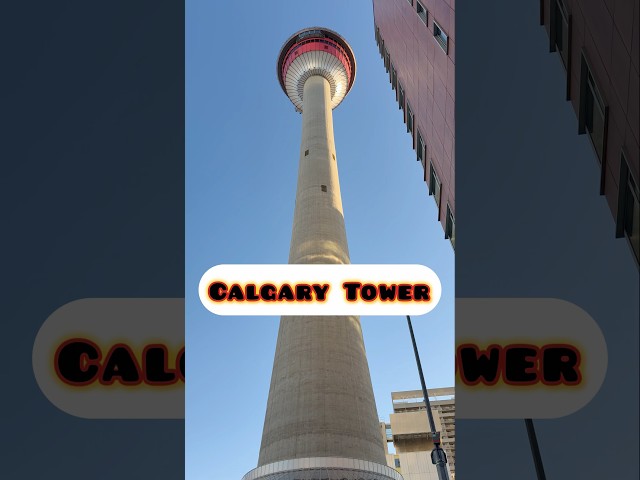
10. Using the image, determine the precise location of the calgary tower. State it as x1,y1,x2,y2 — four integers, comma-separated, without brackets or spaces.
241,27,402,480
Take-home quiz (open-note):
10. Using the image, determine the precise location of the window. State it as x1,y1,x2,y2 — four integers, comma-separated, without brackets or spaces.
551,0,570,69
391,64,397,90
429,162,441,211
416,1,428,25
445,204,455,248
433,21,448,53
394,458,401,468
304,149,309,156
406,102,414,138
579,54,607,166
321,185,327,192
398,83,405,112
417,131,425,166
616,152,639,263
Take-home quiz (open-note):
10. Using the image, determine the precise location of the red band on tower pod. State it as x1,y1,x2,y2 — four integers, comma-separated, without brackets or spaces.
281,36,353,86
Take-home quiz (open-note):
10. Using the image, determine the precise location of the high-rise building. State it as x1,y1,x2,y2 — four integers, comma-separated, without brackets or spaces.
372,0,456,248
539,0,639,265
380,388,456,480
241,27,401,480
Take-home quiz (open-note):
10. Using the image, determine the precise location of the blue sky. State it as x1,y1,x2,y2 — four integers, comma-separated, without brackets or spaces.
185,1,454,478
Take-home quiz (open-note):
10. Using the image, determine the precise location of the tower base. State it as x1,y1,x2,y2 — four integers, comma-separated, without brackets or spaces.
242,457,403,480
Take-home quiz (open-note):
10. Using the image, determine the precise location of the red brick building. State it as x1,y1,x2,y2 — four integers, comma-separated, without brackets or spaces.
373,0,456,249
540,0,639,264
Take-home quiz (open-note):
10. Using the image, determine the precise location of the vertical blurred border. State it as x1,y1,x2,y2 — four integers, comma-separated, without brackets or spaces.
1,1,185,478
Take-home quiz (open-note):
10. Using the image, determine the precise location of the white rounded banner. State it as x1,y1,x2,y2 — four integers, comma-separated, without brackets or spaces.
456,298,608,419
198,264,441,316
33,298,184,419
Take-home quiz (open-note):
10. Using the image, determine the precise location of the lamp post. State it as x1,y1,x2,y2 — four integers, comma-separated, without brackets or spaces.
525,418,547,480
406,315,450,480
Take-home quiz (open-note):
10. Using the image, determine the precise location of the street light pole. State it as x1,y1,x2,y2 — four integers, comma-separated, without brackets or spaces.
406,315,450,480
525,418,547,480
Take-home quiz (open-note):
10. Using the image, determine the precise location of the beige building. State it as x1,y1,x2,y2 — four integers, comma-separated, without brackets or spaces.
380,388,455,480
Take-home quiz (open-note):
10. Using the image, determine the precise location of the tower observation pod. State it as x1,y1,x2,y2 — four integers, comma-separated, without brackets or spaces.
241,28,403,480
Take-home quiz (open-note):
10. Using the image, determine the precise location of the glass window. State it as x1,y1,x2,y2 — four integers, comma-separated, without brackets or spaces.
398,83,405,112
391,63,397,90
617,153,639,263
394,458,401,468
445,204,455,248
429,162,441,210
416,1,428,25
433,21,448,53
623,173,639,262
407,102,414,137
553,0,570,69
580,55,607,163
585,72,605,159
417,131,425,165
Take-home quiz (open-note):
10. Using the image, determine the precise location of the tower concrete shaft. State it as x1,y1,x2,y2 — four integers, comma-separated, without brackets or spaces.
258,75,384,465
241,27,402,480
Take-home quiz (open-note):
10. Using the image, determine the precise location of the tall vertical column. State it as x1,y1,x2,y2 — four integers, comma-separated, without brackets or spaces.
258,75,385,465
289,75,349,266
242,27,402,480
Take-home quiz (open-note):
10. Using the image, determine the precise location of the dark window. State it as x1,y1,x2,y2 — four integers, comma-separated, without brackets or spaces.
391,64,397,90
445,204,455,248
552,0,570,69
579,54,607,165
617,152,639,264
320,185,327,192
429,162,441,211
379,37,384,57
304,149,309,156
407,102,414,138
623,173,639,262
417,131,425,165
385,50,390,72
332,153,336,161
433,21,448,53
416,1,428,25
394,458,401,468
398,83,405,112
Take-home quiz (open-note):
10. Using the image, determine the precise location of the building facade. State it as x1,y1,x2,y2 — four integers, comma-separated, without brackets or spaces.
380,388,456,480
373,0,456,248
539,0,639,265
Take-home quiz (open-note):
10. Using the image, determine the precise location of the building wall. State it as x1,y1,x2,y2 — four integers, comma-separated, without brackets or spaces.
431,398,455,472
372,0,456,246
540,0,639,264
382,388,456,479
395,451,441,480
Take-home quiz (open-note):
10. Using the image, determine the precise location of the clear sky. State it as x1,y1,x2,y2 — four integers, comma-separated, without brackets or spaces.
185,1,454,479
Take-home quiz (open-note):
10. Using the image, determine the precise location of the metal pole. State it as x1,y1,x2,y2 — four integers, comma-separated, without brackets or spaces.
406,315,450,480
525,418,547,480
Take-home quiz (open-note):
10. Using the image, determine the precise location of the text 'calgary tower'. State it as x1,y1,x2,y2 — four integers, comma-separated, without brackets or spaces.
241,27,402,480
